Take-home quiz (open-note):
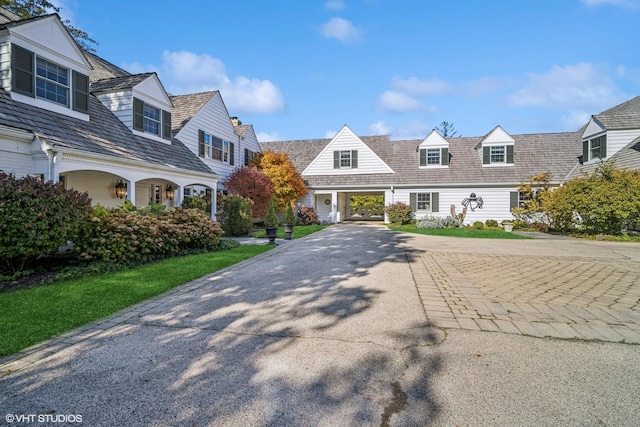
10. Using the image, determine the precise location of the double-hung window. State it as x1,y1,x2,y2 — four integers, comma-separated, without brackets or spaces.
483,145,514,165
419,147,449,167
409,192,440,213
333,150,358,169
143,103,161,135
198,130,234,165
583,135,607,162
35,57,69,106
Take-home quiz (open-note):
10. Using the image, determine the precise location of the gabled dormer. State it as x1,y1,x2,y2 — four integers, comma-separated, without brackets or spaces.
302,125,394,175
0,13,92,120
418,129,450,168
476,125,515,166
91,73,172,144
581,103,640,164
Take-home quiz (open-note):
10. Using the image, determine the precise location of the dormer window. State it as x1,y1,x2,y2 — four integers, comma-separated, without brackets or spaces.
11,44,89,114
36,57,69,106
133,97,171,140
483,145,514,165
419,147,449,167
583,134,606,162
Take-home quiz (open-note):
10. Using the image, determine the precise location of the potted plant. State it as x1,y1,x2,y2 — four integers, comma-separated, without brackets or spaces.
283,201,296,240
501,220,514,232
264,198,279,244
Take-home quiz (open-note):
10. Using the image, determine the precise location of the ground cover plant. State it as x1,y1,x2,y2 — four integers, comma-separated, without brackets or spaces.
387,224,530,239
0,245,272,357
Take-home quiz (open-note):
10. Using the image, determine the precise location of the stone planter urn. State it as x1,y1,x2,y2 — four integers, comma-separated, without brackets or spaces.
502,222,514,232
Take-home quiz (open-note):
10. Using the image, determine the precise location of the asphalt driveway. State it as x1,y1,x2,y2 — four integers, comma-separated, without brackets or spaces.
1,223,639,426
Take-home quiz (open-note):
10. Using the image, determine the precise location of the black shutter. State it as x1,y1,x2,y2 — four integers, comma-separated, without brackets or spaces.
441,148,449,166
334,151,340,169
133,98,144,131
409,193,417,212
12,44,34,97
510,191,519,210
431,192,439,212
506,145,514,163
419,148,426,166
72,71,89,113
351,150,358,168
600,135,607,159
198,130,205,158
230,142,235,165
162,110,172,140
483,146,490,165
244,148,249,166
582,140,589,162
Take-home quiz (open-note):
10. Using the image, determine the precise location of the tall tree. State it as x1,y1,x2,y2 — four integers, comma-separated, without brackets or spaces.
0,0,98,52
436,121,458,138
253,150,307,209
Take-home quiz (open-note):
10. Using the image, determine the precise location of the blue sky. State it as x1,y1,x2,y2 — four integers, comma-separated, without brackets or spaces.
59,0,639,141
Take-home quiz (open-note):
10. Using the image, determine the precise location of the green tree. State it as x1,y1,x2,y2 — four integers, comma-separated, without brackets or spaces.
436,121,458,138
0,0,98,52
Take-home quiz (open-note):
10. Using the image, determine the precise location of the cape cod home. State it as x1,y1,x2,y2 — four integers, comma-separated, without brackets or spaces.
0,9,261,218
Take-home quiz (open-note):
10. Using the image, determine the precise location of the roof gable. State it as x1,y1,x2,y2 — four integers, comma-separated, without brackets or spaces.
133,73,172,107
479,125,515,146
419,129,449,148
302,125,394,175
6,14,89,69
582,117,606,139
170,91,217,133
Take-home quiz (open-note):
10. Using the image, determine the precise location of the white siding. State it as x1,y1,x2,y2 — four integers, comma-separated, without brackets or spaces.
0,39,10,92
238,125,261,165
174,92,239,187
0,138,33,177
97,91,134,129
393,187,518,225
303,125,394,175
419,129,448,148
607,129,640,158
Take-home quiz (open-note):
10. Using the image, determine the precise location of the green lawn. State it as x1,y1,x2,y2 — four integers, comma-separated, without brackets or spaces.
387,224,531,239
0,245,272,358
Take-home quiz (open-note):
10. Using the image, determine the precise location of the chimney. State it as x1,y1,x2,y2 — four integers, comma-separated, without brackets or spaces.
230,117,242,127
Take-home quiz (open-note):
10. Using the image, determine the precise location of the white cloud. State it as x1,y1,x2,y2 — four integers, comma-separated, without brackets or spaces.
368,121,391,135
158,50,285,114
390,77,451,96
257,131,283,142
581,0,639,8
321,17,363,43
324,130,338,138
377,90,423,113
508,63,624,111
325,0,346,10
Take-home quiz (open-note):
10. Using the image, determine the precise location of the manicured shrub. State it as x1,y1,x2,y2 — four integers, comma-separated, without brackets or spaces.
472,221,485,230
0,173,92,274
416,215,458,229
485,219,499,228
385,202,413,225
296,205,318,225
283,202,296,225
216,194,253,236
264,198,279,227
181,195,208,212
77,207,222,264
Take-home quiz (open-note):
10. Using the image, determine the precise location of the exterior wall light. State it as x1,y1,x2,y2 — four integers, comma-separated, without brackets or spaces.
165,184,175,200
115,179,127,199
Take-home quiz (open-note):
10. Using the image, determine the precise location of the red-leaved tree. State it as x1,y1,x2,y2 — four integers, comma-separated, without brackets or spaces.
222,166,273,218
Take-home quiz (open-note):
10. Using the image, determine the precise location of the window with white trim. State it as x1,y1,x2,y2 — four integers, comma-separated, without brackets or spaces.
143,103,161,135
491,146,505,163
417,193,430,210
340,151,352,168
333,150,358,169
482,145,514,165
35,57,69,106
198,130,234,164
419,147,449,167
409,192,440,213
583,135,607,162
133,98,172,139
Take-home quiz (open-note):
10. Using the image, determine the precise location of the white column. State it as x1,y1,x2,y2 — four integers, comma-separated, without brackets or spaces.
210,187,217,221
331,191,338,223
127,179,136,205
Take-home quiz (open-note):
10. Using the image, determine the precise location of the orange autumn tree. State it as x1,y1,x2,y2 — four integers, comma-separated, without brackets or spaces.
253,150,307,209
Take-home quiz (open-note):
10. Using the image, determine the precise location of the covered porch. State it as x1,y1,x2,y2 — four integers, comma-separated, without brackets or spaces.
312,190,389,223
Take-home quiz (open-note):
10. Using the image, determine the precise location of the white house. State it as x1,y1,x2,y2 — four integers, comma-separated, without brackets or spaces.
0,9,266,218
261,125,583,225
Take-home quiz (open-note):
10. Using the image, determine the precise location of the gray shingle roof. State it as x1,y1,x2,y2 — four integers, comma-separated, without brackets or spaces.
90,73,155,93
261,131,582,188
234,124,251,138
0,7,21,24
593,113,640,130
170,91,217,133
0,90,215,176
84,51,131,82
610,136,640,171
